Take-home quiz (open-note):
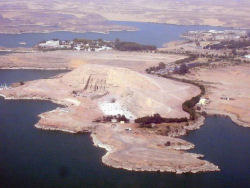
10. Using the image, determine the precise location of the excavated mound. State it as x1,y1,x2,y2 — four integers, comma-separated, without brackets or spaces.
60,64,200,119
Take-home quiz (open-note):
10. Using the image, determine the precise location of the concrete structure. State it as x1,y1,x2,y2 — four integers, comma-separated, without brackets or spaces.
198,98,208,106
111,119,118,123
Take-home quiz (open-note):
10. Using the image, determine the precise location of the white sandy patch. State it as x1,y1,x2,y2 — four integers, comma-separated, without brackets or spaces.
99,100,135,120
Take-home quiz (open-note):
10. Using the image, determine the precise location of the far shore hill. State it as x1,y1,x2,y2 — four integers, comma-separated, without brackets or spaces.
0,0,250,35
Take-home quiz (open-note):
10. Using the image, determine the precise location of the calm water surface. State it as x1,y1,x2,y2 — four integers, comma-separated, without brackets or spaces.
0,51,12,56
0,70,249,188
0,21,227,48
0,69,68,86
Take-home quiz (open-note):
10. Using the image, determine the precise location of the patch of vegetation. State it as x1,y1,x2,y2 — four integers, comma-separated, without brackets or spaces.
205,40,250,50
176,64,188,74
73,38,112,49
135,113,188,126
174,54,198,64
94,114,129,123
114,39,156,51
146,62,166,73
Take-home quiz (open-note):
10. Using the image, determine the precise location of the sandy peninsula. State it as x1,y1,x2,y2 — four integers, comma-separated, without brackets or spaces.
0,60,219,174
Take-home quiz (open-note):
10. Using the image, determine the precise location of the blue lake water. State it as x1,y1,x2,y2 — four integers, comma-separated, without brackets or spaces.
0,21,227,48
0,51,12,56
0,70,249,188
0,69,68,86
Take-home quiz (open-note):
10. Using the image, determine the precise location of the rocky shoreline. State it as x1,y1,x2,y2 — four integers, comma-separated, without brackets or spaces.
90,122,219,174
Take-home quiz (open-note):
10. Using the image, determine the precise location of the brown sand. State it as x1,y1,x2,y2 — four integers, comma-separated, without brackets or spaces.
0,50,187,72
184,64,250,127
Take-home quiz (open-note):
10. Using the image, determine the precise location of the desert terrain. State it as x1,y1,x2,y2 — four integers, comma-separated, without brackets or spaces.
0,50,186,72
0,0,250,34
154,29,250,127
0,0,133,34
181,64,250,127
77,0,250,28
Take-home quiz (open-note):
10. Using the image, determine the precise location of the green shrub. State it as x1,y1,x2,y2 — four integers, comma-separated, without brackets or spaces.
114,41,156,51
135,114,188,126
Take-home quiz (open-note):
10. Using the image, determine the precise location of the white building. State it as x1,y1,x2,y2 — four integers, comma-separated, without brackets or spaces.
74,46,81,51
95,46,112,52
39,40,60,48
245,55,250,59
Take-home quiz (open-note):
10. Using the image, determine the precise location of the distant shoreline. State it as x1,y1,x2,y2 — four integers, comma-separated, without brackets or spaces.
0,67,71,71
0,28,138,35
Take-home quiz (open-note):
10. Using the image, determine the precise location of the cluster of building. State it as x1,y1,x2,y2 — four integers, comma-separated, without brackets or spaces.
182,30,249,42
150,62,202,75
37,39,113,52
165,29,250,59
